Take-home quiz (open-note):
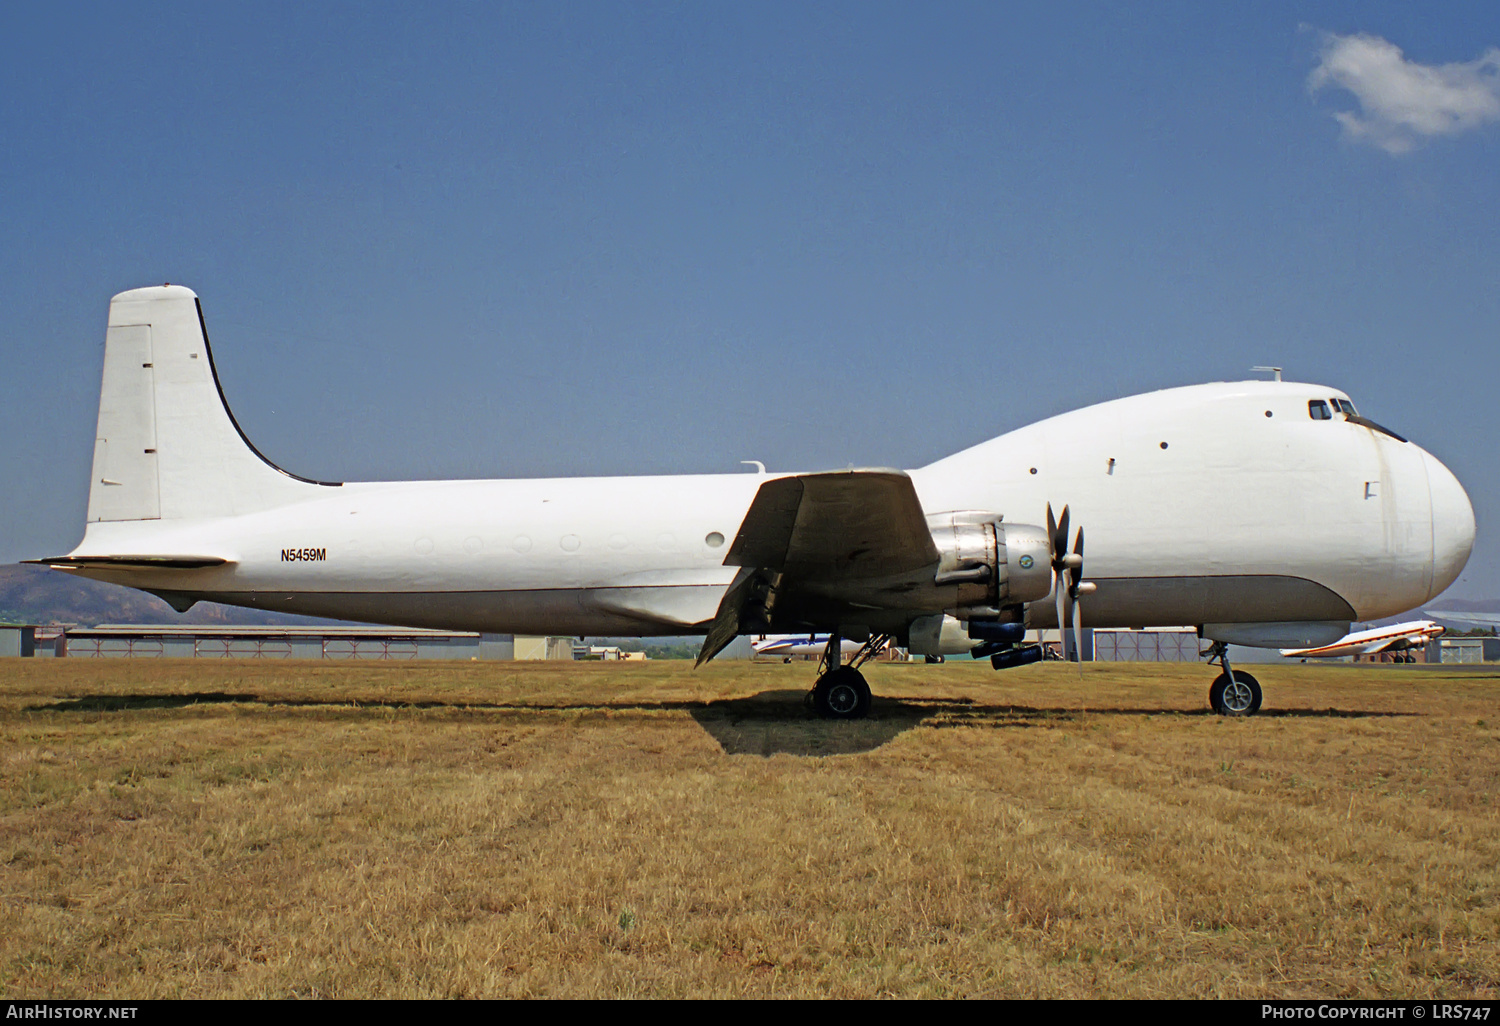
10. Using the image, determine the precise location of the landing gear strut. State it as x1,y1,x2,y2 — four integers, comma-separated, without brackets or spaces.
809,632,888,720
1206,641,1262,716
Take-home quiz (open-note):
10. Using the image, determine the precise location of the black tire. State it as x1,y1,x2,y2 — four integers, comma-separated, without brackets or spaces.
1209,670,1262,716
813,666,872,720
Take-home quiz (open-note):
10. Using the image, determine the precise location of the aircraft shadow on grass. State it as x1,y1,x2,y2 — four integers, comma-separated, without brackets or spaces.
32,688,1418,758
685,689,1420,756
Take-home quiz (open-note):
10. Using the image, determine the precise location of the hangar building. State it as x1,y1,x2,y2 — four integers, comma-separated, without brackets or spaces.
2,625,576,660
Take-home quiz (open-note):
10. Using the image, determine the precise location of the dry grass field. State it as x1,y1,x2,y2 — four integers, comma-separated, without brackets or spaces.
1,656,1497,999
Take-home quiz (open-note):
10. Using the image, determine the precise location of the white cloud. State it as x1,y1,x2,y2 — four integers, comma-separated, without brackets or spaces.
1309,32,1500,154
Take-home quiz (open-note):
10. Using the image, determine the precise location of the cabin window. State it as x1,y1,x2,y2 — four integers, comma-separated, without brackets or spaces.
1308,400,1332,420
1334,398,1358,416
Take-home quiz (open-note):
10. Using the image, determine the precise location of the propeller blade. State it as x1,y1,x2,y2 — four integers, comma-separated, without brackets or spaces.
1045,503,1085,663
1072,593,1084,666
1054,573,1067,658
1069,526,1085,594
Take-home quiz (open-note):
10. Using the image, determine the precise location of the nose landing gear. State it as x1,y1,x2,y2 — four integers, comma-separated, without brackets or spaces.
1206,641,1262,716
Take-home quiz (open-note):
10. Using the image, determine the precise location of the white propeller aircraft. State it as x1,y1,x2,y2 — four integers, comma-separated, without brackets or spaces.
752,634,880,661
32,285,1476,718
1279,620,1446,662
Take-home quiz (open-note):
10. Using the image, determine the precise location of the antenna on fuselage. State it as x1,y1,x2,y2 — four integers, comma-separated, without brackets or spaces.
1252,366,1283,382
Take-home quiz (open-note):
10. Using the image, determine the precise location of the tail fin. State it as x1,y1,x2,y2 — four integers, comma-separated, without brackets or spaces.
86,284,339,522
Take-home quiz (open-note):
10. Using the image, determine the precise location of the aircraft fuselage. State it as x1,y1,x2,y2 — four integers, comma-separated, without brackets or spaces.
66,380,1473,639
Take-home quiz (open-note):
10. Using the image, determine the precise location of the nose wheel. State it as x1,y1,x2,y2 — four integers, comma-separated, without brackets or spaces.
1210,670,1262,715
1206,642,1263,716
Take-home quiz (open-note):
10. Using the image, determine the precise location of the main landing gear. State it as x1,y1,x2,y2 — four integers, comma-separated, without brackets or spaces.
809,632,889,720
1205,641,1262,716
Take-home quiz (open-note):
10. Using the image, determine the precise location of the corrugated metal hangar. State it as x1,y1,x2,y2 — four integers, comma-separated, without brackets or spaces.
0,624,575,661
1,623,1492,663
1090,627,1201,662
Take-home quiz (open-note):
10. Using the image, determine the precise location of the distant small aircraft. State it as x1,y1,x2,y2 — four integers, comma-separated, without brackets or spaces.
752,634,879,661
1280,620,1445,661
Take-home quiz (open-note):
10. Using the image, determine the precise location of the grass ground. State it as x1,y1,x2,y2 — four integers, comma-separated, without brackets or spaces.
1,657,1497,998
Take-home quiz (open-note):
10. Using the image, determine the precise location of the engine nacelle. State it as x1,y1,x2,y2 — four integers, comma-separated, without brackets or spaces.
924,510,1053,619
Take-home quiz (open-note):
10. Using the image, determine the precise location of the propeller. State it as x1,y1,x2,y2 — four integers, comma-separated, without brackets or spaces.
1046,504,1089,663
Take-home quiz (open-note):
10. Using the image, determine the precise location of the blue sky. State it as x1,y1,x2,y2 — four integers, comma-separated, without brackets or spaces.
2,2,1498,601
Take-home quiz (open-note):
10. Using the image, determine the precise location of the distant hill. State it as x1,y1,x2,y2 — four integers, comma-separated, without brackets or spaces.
1422,598,1500,614
0,563,355,628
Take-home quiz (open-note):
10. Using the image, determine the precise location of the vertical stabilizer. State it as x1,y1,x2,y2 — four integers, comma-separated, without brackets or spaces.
86,285,338,523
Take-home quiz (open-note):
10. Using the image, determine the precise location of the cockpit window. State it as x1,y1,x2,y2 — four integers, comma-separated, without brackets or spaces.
1333,398,1358,416
1308,400,1332,420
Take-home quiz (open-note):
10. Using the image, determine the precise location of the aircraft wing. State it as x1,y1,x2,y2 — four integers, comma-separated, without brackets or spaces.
725,469,939,579
1424,610,1500,631
697,469,939,666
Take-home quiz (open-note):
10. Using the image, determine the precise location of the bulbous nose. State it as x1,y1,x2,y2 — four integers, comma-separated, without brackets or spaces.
1421,447,1475,601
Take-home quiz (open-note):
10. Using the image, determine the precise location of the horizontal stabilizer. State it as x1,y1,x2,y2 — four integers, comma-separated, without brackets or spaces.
25,555,232,570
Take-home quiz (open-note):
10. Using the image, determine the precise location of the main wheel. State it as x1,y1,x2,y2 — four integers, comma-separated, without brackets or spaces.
1209,670,1262,716
813,666,872,720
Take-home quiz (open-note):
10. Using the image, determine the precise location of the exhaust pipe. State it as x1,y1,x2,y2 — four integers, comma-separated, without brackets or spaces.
991,644,1045,671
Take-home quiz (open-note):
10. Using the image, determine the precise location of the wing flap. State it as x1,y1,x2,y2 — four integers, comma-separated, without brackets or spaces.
696,567,761,667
